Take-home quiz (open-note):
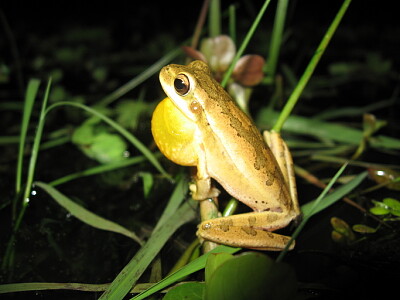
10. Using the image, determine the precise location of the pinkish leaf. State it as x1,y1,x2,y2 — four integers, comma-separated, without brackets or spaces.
200,35,236,73
233,55,265,86
181,46,207,62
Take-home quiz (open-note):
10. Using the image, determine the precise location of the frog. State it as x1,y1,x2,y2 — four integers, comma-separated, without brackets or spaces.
151,60,301,251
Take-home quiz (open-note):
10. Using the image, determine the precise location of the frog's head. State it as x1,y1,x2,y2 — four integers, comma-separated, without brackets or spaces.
159,60,214,122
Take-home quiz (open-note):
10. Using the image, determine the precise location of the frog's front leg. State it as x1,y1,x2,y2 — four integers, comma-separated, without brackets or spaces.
189,143,220,200
189,177,220,200
197,210,296,251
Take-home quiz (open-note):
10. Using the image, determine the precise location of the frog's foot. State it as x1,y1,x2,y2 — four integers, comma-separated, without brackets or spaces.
197,211,297,251
197,218,295,251
189,179,220,200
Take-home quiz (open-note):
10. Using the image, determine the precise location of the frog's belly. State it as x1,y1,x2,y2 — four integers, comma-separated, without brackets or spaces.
205,140,292,213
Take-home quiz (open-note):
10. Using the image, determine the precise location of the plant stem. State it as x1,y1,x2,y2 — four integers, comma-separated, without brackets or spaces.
191,0,209,49
208,0,221,37
228,4,237,44
221,0,271,88
266,0,288,80
273,0,352,133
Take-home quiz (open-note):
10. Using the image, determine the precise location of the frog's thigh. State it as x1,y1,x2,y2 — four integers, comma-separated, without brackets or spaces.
263,131,300,215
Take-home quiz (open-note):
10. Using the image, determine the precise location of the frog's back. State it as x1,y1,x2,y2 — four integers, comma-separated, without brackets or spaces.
199,86,292,213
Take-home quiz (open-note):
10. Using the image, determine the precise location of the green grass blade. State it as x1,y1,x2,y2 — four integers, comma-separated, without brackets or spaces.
277,163,353,262
45,101,171,180
277,168,367,263
97,47,182,107
301,171,368,218
208,0,221,37
273,0,352,132
257,110,400,149
153,174,188,232
0,136,24,144
0,282,154,294
131,245,240,300
3,79,52,271
0,282,108,294
35,182,143,245
228,4,236,44
48,156,148,186
15,79,40,196
313,98,396,120
22,79,52,203
221,0,272,88
99,200,197,300
265,0,288,80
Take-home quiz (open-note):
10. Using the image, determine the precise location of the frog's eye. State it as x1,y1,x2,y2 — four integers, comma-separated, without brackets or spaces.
174,74,190,96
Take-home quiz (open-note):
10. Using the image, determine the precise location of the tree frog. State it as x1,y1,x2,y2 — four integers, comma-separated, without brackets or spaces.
151,60,301,251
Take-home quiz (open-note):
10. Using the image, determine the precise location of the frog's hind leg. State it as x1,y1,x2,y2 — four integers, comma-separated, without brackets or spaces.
263,131,301,217
197,211,295,251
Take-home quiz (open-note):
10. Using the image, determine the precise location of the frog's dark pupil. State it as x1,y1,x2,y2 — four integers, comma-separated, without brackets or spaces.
174,78,186,91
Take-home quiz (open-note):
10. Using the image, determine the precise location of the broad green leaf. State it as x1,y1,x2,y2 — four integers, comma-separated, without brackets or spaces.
115,100,153,130
72,118,127,163
35,181,143,244
330,217,355,244
163,282,204,300
88,132,127,163
205,252,234,284
71,119,96,144
390,210,400,217
352,224,377,234
369,206,389,216
383,198,400,211
330,217,355,239
205,252,297,300
132,245,240,300
46,101,171,179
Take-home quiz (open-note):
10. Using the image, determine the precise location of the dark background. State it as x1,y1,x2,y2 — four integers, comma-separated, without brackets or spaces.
1,0,399,299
